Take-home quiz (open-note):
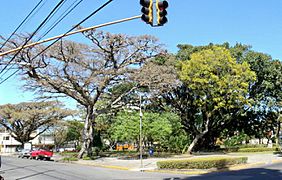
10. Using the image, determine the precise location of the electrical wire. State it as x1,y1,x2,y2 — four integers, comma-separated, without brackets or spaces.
0,69,19,85
35,0,68,40
0,0,114,85
37,0,84,41
0,0,46,51
0,0,66,77
31,0,113,61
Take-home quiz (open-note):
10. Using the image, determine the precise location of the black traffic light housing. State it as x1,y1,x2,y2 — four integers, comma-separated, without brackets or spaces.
156,0,168,26
140,0,153,25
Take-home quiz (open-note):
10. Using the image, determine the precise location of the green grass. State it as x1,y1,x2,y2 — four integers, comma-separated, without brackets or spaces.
224,147,278,153
62,157,78,162
157,157,248,169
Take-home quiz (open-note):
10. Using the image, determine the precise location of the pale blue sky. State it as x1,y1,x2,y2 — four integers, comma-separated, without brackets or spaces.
0,0,282,107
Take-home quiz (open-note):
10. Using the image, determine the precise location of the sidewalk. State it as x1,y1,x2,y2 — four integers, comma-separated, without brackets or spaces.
64,152,282,173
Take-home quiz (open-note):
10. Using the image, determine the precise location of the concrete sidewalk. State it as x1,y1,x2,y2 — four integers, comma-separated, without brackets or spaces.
66,152,282,173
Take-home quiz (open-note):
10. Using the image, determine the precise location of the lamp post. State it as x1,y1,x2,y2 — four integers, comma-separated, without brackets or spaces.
139,94,143,170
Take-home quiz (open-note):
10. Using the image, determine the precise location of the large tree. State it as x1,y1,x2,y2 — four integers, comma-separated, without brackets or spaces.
6,30,163,158
177,46,256,152
0,101,72,146
137,45,256,153
241,52,282,145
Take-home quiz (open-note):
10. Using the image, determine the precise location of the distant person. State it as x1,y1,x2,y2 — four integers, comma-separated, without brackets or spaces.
149,148,154,157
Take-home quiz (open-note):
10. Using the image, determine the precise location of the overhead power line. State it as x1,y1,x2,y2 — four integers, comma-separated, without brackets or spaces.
0,0,46,51
0,0,118,85
0,0,66,77
37,0,84,41
31,0,114,61
0,69,20,85
0,15,141,57
0,15,141,85
35,0,69,40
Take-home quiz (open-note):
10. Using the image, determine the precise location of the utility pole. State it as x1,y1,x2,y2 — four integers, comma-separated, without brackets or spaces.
139,94,143,171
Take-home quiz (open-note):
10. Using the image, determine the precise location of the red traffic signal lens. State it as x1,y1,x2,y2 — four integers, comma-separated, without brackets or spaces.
157,0,168,9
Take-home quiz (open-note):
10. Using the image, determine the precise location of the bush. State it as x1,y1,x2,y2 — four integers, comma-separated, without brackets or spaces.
92,147,101,156
237,147,276,152
62,157,78,162
82,156,92,160
60,151,78,157
157,157,247,169
224,133,248,147
237,144,267,148
223,146,277,153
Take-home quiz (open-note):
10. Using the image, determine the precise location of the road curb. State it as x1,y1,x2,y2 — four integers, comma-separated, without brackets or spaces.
271,159,282,164
64,156,282,175
71,161,130,171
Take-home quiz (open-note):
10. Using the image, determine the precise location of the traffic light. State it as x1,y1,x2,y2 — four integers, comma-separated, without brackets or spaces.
140,0,153,25
156,0,168,26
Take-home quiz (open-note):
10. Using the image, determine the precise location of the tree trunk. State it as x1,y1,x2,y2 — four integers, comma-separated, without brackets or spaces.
187,113,210,154
275,114,281,146
187,133,205,154
78,106,94,159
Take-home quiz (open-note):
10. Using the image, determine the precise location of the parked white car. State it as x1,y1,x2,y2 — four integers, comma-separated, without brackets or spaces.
18,149,31,158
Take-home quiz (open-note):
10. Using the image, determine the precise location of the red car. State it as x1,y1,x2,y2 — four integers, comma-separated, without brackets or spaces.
30,148,53,161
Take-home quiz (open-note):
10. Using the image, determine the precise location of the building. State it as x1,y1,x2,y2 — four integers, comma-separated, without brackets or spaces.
0,130,54,153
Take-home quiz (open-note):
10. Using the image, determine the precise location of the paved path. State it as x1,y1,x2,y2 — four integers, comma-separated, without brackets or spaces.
67,152,282,171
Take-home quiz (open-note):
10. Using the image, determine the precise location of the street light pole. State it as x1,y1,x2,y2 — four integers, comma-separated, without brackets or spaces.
139,94,143,170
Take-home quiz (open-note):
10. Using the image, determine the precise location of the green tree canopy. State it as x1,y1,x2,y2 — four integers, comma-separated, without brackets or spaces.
109,111,187,151
178,46,256,153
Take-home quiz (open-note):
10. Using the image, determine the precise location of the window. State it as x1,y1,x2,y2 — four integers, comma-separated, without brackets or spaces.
3,136,10,140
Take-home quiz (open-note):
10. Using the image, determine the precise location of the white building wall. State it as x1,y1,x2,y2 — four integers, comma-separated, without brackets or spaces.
0,132,54,153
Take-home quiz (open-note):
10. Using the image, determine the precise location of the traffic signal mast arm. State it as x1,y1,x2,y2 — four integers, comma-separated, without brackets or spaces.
0,15,141,57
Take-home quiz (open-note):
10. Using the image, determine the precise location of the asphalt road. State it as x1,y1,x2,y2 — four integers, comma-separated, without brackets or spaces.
1,156,282,180
0,156,188,180
186,162,282,180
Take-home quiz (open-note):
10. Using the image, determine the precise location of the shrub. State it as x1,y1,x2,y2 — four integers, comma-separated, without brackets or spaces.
82,156,92,160
62,157,78,162
237,147,276,152
60,151,78,157
223,146,277,153
157,157,247,169
223,133,248,147
238,144,267,148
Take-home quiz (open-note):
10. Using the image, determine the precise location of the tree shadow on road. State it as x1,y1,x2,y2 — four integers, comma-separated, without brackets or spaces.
176,167,282,180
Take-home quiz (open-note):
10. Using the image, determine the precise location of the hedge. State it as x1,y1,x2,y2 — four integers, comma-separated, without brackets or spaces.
157,157,248,169
237,147,277,152
224,147,278,153
62,157,78,162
